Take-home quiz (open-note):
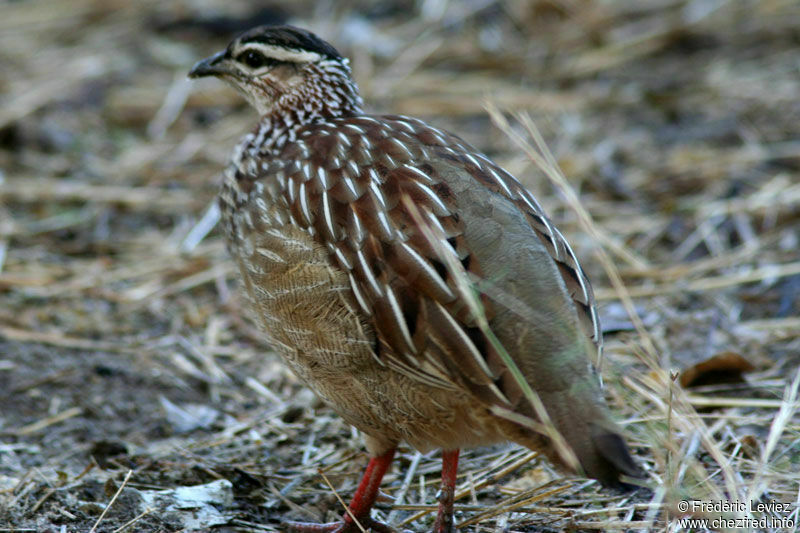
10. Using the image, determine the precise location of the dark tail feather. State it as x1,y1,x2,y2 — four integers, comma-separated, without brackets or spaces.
587,427,643,489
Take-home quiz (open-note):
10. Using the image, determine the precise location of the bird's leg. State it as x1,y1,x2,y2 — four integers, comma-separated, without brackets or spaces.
342,448,396,527
286,448,397,533
433,449,460,533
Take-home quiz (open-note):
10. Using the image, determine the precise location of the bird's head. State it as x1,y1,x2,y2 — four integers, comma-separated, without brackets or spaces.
189,25,362,118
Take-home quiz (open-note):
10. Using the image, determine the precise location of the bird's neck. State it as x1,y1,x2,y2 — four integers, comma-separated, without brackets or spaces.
255,60,363,154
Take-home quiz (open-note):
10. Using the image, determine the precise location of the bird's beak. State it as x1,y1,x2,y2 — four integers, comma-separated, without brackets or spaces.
188,51,230,78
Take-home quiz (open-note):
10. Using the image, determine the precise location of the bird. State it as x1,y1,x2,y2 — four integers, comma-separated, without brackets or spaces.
189,25,639,533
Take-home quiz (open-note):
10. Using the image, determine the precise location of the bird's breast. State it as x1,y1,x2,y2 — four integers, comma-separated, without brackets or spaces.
222,168,377,377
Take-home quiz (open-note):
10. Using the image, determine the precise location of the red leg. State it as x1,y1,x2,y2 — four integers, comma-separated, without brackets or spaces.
287,448,397,532
433,449,460,533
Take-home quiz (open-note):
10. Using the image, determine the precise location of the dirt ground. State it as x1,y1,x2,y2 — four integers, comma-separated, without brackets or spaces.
1,1,799,532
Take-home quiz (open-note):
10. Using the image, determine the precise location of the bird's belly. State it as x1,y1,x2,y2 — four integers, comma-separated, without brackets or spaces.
229,210,507,453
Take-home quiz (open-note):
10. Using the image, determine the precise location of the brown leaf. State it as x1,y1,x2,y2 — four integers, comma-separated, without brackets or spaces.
679,351,756,388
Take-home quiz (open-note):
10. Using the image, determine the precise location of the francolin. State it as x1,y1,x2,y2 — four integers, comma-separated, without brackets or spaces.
189,25,639,532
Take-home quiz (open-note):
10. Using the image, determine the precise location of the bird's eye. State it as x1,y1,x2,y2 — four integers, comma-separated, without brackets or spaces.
237,50,271,69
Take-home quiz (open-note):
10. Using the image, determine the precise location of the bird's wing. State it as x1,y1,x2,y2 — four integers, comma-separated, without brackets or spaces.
273,114,600,404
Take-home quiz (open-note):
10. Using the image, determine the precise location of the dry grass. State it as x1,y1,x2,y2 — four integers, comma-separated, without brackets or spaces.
1,0,799,531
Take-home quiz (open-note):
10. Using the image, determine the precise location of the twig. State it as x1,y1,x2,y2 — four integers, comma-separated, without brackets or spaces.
7,407,83,436
318,468,367,533
112,507,153,533
89,469,134,533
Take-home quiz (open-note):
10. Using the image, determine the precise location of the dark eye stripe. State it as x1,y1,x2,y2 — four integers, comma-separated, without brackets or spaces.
236,50,281,69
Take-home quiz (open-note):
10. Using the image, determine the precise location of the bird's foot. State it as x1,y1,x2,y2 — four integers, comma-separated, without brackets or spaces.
285,516,396,532
432,449,460,533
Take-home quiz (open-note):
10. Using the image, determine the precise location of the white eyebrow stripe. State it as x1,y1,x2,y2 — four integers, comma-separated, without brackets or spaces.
236,43,322,64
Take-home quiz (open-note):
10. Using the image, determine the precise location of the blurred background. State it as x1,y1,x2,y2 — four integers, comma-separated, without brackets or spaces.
1,1,799,531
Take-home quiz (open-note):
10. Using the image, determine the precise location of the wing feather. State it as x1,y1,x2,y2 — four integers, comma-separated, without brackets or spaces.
274,115,600,397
